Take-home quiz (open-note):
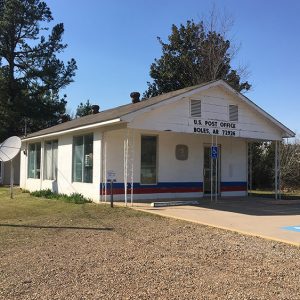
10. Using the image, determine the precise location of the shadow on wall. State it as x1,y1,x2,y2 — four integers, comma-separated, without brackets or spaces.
52,180,58,193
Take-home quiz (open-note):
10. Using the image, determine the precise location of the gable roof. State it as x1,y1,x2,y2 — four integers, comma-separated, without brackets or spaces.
22,80,295,141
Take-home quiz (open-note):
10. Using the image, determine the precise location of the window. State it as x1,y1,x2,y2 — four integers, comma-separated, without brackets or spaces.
72,134,93,183
141,136,157,184
0,162,3,184
190,100,201,118
229,105,238,121
28,143,41,179
44,140,58,180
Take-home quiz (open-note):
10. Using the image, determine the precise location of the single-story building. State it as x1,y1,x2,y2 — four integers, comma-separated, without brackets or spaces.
20,80,295,203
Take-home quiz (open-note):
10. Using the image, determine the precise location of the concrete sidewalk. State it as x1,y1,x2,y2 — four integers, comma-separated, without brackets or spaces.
131,198,300,247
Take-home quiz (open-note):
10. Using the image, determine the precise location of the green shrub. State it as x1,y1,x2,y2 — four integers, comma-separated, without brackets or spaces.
30,189,91,204
31,189,55,198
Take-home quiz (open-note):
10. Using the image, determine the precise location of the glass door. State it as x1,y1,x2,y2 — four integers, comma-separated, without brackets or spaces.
203,145,221,195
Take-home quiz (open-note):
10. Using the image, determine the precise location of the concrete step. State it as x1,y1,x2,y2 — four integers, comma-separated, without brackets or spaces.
151,200,199,207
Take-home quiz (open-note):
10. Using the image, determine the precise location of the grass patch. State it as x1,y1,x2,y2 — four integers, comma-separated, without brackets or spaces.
0,187,152,227
30,189,92,204
0,186,155,252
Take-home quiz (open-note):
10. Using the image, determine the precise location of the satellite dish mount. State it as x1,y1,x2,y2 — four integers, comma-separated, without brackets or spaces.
0,136,21,199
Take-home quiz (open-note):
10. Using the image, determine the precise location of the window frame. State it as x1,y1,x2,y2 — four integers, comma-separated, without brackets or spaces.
44,140,58,181
140,134,158,185
27,142,41,179
72,133,94,183
190,99,202,118
228,104,239,122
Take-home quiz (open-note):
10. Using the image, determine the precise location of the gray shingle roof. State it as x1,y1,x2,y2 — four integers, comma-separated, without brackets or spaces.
24,81,216,139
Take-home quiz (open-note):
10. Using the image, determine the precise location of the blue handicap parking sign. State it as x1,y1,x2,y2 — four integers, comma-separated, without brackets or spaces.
281,225,300,232
211,146,218,159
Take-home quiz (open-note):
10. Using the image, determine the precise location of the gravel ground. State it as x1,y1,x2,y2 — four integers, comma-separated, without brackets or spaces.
0,203,300,300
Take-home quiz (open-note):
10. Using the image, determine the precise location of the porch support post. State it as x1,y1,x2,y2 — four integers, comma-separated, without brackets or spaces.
215,135,218,202
278,141,281,200
130,129,135,206
103,133,107,202
124,129,129,206
247,142,253,195
274,140,280,200
210,134,213,203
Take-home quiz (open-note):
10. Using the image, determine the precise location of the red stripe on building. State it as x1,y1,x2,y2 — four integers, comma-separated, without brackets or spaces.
221,186,247,192
102,187,203,195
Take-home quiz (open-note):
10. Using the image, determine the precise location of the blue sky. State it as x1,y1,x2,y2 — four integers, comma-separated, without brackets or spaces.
46,0,300,135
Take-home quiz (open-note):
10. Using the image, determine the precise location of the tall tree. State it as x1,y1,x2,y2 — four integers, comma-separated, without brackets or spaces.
0,0,77,140
144,19,250,98
251,139,300,191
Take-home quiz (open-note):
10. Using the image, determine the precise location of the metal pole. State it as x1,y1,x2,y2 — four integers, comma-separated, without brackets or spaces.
215,135,218,203
10,160,14,199
211,135,213,203
130,129,134,206
104,138,107,202
275,141,278,200
110,181,113,207
100,135,103,202
123,139,126,205
124,130,129,207
278,141,281,200
248,142,253,195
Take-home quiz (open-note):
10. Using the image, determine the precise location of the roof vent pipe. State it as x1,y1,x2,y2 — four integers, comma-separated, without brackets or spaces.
60,114,70,123
130,92,140,103
91,105,100,114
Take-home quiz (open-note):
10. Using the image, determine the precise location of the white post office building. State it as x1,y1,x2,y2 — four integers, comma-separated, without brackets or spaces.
20,80,295,203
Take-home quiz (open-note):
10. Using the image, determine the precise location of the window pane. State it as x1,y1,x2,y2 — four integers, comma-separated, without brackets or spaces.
28,144,35,178
141,136,157,184
28,143,41,179
36,143,41,179
52,141,58,180
73,136,83,182
44,142,52,180
44,141,58,180
84,134,93,183
72,134,93,183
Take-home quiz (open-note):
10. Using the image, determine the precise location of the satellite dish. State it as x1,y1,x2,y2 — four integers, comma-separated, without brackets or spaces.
0,136,21,162
0,136,21,199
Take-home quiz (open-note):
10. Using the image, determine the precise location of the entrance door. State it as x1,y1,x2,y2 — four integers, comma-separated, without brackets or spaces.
203,145,221,195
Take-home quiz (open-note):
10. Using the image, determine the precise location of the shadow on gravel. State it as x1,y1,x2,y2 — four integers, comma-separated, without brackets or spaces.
0,224,113,231
194,198,300,216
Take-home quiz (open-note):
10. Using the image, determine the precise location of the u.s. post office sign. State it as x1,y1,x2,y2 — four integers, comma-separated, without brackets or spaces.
189,119,240,137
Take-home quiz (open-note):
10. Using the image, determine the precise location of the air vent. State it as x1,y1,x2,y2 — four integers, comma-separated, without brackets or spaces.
229,105,238,121
190,100,201,118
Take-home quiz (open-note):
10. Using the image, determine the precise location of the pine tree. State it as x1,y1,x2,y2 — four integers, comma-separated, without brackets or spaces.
0,0,77,140
75,100,93,118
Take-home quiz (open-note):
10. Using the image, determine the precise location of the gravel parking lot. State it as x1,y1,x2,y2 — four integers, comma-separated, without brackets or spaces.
0,190,299,299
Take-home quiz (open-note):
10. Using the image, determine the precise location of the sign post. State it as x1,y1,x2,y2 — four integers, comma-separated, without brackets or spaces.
211,146,218,160
107,170,117,208
211,145,218,202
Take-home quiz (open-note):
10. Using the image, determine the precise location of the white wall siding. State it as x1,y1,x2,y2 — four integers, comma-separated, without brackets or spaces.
127,86,283,141
158,132,203,183
101,129,247,201
20,130,102,202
